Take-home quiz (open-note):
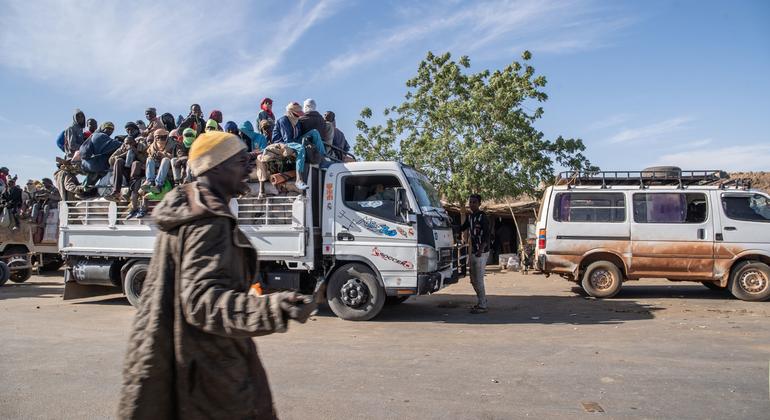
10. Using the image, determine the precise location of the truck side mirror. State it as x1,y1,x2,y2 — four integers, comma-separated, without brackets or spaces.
396,188,411,222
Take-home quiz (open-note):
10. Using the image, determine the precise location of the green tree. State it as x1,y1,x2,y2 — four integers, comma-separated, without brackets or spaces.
355,51,595,209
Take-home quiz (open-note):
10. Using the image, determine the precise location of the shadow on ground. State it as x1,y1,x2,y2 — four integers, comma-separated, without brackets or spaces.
317,293,667,325
0,281,63,300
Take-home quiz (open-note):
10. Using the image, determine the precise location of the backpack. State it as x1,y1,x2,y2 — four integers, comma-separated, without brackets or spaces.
56,130,66,152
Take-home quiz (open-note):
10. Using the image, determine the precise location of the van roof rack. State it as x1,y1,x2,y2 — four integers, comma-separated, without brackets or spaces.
556,169,729,189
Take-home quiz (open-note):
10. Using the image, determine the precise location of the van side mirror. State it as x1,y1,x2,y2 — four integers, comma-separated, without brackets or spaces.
396,188,411,222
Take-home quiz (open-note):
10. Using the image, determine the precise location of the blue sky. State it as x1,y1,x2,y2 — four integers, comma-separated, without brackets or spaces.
0,0,768,184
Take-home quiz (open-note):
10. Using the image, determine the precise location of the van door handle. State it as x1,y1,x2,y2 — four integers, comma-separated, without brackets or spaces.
697,228,705,240
724,226,737,231
337,232,355,241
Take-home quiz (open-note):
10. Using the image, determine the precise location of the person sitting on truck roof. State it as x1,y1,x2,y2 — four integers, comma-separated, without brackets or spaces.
178,103,207,136
83,118,98,140
118,131,315,419
0,167,8,195
324,111,351,160
141,128,176,194
1,177,22,230
271,101,302,144
224,120,239,136
143,107,164,138
238,120,267,153
257,97,275,128
79,122,121,194
171,127,196,185
298,98,332,145
259,118,273,144
63,109,86,160
106,122,144,202
204,118,218,132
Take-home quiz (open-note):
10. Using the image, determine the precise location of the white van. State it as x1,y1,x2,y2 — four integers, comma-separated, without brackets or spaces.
534,168,770,301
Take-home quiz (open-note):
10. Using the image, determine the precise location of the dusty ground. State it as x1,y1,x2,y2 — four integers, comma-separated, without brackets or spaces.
0,270,768,419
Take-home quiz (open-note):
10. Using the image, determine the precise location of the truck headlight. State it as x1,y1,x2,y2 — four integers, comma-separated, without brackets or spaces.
416,245,437,273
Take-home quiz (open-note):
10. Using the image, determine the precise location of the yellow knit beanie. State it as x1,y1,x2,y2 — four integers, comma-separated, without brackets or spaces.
188,132,246,176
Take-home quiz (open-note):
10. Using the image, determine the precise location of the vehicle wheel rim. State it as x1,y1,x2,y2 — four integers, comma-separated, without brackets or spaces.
7,257,28,280
132,271,146,298
739,269,768,294
340,279,369,308
590,269,614,291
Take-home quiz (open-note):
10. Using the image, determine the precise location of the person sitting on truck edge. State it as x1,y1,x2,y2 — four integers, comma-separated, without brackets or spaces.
0,167,8,195
79,122,121,194
143,107,164,139
83,118,98,140
224,120,239,136
1,177,22,230
106,122,143,202
118,131,316,419
141,129,176,194
298,98,332,145
172,128,196,185
239,120,267,153
459,193,491,314
271,101,302,144
63,109,86,160
204,118,218,133
258,97,275,128
209,109,224,131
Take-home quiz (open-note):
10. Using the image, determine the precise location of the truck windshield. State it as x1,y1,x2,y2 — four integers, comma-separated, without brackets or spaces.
403,168,443,211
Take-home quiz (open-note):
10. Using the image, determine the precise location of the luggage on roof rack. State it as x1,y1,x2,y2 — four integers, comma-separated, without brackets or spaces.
556,167,730,188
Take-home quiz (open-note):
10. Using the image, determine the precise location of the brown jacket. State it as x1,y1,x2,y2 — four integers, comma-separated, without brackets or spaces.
118,182,285,419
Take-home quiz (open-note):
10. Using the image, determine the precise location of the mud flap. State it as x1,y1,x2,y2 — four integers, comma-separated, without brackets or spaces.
63,278,122,300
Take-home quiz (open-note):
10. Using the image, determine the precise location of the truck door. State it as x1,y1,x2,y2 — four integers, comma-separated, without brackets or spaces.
332,171,418,288
629,192,714,279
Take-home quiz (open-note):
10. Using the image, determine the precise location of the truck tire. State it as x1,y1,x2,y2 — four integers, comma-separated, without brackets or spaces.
385,296,409,305
0,261,9,286
326,263,385,321
123,262,148,308
581,261,623,298
3,247,31,283
728,261,770,302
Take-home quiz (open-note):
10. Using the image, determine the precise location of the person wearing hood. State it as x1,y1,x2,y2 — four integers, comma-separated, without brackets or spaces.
324,111,351,160
64,109,87,159
239,121,267,152
224,121,239,135
179,103,207,136
209,109,224,131
271,102,302,144
141,129,176,195
118,132,316,419
80,122,121,192
172,128,196,185
204,118,219,133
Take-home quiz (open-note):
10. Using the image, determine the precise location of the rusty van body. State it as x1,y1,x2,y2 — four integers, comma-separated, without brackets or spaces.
535,169,770,301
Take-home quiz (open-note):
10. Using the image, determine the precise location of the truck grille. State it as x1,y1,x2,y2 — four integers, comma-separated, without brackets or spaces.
438,247,453,270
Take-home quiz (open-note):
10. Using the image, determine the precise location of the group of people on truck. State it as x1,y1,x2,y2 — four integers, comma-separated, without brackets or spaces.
0,167,61,231
54,98,352,218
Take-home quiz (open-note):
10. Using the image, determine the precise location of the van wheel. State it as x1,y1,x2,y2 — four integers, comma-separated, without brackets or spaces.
326,263,385,321
701,281,726,291
581,261,623,298
123,263,148,308
0,261,9,286
729,261,770,302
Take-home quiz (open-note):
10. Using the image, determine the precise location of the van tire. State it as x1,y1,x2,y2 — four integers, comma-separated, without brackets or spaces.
326,263,385,321
123,262,148,308
0,261,9,286
728,261,770,302
581,261,623,298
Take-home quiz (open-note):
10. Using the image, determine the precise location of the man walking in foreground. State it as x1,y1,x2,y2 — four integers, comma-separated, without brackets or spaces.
118,132,316,419
460,194,490,314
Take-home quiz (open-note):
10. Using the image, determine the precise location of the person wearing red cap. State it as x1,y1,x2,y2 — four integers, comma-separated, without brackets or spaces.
257,97,275,127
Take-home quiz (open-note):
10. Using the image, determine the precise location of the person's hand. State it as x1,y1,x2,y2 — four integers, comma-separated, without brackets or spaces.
276,291,317,323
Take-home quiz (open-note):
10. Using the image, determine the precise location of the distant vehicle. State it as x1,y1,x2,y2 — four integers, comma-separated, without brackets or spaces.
58,161,468,320
535,167,770,301
0,208,62,285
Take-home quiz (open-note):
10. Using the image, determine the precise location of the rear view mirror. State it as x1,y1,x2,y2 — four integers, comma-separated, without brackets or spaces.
396,188,411,222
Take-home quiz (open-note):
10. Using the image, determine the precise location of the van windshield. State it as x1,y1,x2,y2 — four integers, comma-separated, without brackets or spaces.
722,194,770,222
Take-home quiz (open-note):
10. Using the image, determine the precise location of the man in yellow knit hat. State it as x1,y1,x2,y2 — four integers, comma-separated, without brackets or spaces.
118,132,316,419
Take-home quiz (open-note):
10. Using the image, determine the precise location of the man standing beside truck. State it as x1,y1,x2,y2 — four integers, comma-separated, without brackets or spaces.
460,193,491,314
118,132,316,419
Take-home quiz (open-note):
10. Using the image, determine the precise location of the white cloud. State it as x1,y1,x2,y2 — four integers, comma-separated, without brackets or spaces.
653,144,770,171
586,113,631,131
607,116,693,143
324,0,632,75
0,0,340,107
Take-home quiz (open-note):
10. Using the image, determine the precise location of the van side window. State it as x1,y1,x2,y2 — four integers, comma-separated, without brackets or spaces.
552,192,626,223
633,193,707,223
343,174,402,221
721,194,770,222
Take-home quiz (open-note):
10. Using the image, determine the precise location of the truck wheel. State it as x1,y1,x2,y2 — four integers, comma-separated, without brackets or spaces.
581,261,623,298
0,261,9,286
385,296,409,305
3,247,31,283
123,263,148,308
729,261,770,302
701,281,726,291
326,263,385,321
